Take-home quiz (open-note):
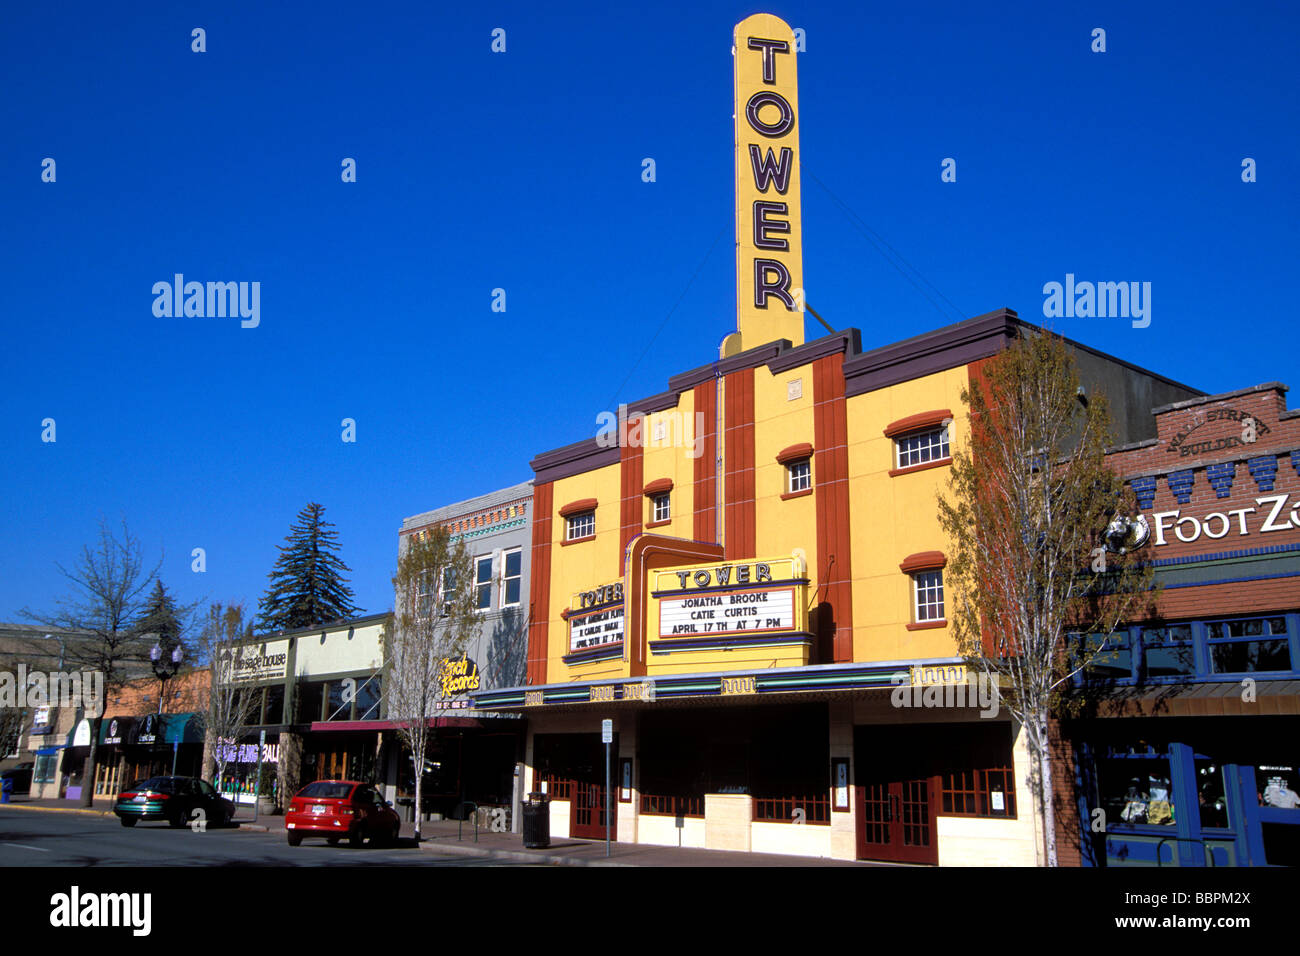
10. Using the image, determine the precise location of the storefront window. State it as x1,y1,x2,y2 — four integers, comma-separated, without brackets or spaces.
34,754,57,783
1141,624,1196,678
296,681,325,723
1075,631,1134,681
327,681,352,720
1098,744,1175,827
263,685,284,724
353,678,381,720
938,724,1017,818
1258,764,1300,810
1207,616,1291,674
1196,758,1229,829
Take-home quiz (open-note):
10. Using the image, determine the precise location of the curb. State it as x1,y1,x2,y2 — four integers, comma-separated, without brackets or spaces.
415,838,632,866
0,802,115,818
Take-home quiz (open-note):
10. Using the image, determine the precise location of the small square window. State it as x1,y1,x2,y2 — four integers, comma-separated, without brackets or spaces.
896,426,950,470
913,570,945,622
787,459,811,494
566,511,595,541
652,493,671,523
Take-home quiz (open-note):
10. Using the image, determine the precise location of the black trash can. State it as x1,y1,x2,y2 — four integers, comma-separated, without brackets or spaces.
522,792,550,848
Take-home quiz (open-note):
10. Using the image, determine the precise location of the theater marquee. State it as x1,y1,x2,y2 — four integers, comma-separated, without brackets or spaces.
651,556,808,639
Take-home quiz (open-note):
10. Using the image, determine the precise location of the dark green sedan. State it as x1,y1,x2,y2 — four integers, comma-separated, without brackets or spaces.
114,776,235,828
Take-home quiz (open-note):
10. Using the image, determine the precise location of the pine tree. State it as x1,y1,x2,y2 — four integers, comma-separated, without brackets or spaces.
138,579,184,649
256,503,361,633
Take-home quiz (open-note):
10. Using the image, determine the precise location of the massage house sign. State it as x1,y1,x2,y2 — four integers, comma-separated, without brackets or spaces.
218,639,290,684
652,556,808,640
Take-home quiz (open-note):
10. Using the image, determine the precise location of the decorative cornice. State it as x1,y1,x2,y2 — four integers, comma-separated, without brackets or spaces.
884,409,953,439
776,442,813,464
899,551,947,573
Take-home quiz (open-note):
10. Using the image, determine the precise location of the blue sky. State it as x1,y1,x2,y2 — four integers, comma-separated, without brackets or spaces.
2,0,1296,628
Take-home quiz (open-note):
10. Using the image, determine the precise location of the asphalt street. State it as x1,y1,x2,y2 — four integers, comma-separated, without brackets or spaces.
0,808,511,866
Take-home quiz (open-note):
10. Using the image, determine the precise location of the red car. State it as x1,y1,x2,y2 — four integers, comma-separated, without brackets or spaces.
285,780,401,847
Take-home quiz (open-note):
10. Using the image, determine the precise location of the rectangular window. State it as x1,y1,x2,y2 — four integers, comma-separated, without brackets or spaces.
34,753,56,784
896,426,950,470
474,556,493,610
440,567,457,616
1207,616,1291,674
937,724,1016,818
353,678,381,720
1083,630,1135,680
652,493,671,523
1097,744,1176,827
1140,624,1195,678
296,681,325,723
326,681,352,721
263,684,284,724
566,511,594,541
501,548,522,607
913,570,944,622
787,459,811,494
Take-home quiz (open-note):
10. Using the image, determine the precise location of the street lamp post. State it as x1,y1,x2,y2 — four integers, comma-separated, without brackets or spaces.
150,638,183,777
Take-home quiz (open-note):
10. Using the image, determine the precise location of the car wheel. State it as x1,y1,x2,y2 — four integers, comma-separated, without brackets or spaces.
287,832,302,847
387,823,400,847
119,817,136,828
348,828,364,848
327,836,340,845
168,809,186,828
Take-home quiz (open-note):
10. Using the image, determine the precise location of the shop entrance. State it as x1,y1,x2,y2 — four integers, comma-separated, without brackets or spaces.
534,732,617,841
854,726,938,865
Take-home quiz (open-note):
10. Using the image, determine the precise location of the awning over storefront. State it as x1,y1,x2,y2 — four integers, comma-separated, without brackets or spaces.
100,716,135,746
1079,679,1300,718
101,712,206,746
34,745,66,756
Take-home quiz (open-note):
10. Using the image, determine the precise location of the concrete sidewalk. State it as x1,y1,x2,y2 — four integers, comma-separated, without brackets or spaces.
2,796,872,866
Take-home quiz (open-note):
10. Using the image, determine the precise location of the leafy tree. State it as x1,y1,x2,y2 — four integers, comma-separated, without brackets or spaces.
256,503,360,632
19,517,159,806
937,330,1154,866
385,524,480,842
198,603,261,795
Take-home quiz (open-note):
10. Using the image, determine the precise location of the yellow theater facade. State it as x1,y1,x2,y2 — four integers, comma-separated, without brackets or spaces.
471,15,1200,863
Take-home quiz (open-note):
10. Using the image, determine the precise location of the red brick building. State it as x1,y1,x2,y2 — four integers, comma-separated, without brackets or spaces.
1060,382,1300,866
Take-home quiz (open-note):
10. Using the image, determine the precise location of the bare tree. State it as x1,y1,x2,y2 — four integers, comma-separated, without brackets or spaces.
198,603,262,796
937,330,1155,866
385,525,479,842
20,517,158,806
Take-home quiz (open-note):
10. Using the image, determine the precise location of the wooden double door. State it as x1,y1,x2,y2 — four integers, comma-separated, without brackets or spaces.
854,726,939,865
571,779,617,840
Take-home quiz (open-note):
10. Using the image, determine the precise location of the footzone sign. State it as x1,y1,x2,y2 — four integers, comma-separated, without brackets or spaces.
734,13,805,349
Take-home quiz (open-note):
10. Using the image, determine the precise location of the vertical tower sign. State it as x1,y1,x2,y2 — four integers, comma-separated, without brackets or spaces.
734,13,804,350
